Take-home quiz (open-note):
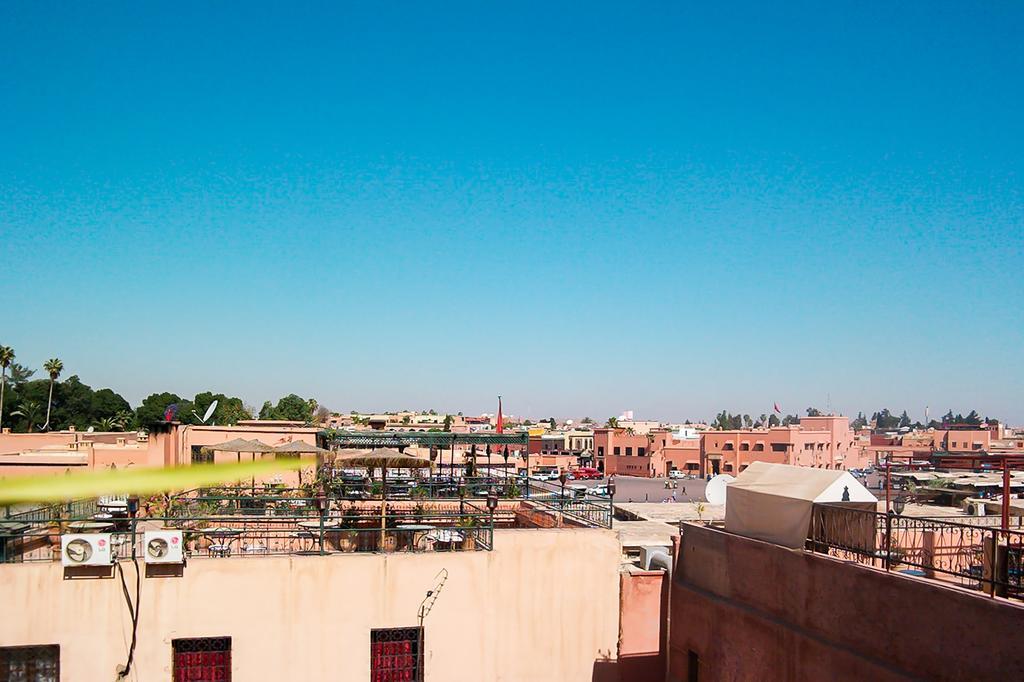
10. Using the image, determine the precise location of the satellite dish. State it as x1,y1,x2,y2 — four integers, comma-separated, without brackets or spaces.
705,474,735,506
86,426,95,433
192,400,219,424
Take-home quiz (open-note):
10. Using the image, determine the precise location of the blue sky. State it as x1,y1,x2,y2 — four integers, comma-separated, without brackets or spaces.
2,3,1022,423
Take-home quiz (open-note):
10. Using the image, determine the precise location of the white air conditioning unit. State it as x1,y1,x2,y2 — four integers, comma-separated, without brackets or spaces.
143,530,185,564
61,533,113,567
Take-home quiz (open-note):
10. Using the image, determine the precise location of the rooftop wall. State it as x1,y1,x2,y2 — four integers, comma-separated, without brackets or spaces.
0,528,621,682
668,524,1023,681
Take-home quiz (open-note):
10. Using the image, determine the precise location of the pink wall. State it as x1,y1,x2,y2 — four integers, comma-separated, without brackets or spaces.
0,430,138,455
618,571,667,682
668,525,1024,681
594,429,660,476
701,416,860,475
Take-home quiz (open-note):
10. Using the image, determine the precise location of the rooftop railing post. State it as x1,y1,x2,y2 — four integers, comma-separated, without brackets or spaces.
127,495,139,560
810,504,817,553
884,510,893,571
988,527,997,597
608,477,617,529
316,487,327,556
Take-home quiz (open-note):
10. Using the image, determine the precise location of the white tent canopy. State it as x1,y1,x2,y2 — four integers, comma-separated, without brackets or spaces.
725,462,877,548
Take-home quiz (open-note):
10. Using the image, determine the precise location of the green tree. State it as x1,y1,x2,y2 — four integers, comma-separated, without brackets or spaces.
768,414,781,427
806,407,822,417
193,392,251,425
581,417,593,424
605,416,619,428
52,376,100,430
443,414,453,432
92,388,131,423
0,345,13,429
898,411,911,429
136,392,185,427
42,358,63,431
259,394,314,423
851,412,868,429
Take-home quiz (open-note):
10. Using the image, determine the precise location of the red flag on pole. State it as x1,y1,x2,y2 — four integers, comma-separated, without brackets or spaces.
773,403,781,414
496,396,504,434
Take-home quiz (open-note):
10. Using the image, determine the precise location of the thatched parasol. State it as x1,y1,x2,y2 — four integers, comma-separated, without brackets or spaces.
207,438,278,490
274,440,332,456
275,441,334,487
333,448,432,547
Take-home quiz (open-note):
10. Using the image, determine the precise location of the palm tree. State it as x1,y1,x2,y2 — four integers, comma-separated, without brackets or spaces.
115,409,135,431
12,400,43,432
605,416,619,428
42,358,63,431
0,345,13,428
96,416,122,432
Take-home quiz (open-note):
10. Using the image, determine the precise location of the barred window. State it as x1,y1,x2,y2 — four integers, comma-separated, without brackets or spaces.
191,446,213,465
172,637,231,682
371,627,423,682
0,645,59,682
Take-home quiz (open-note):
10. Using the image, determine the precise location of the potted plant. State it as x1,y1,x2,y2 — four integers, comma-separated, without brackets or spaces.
693,501,708,525
46,505,68,557
455,516,477,551
330,505,359,553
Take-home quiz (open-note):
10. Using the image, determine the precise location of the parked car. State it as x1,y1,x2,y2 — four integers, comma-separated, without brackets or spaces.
668,469,685,479
587,485,610,497
572,467,603,480
568,484,589,499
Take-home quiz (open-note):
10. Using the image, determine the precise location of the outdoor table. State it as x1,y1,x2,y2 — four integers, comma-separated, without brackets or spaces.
427,528,464,551
67,520,115,533
396,524,435,552
204,527,242,557
295,520,340,552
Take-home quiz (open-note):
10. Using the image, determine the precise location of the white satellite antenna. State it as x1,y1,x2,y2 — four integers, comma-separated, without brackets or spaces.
86,426,95,433
705,474,735,506
193,400,219,424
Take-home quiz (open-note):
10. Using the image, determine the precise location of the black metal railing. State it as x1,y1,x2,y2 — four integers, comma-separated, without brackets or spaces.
523,482,613,529
0,473,616,563
0,493,496,563
809,503,1024,600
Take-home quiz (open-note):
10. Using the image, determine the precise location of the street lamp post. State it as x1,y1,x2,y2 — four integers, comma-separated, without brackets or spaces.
559,471,568,513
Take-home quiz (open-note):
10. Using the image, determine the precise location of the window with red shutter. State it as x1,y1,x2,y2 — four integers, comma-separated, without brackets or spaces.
172,637,231,682
370,627,423,682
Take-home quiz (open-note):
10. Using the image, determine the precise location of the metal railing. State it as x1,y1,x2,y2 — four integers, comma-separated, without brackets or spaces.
523,482,613,529
0,475,615,563
4,498,99,522
809,503,1024,600
0,493,496,563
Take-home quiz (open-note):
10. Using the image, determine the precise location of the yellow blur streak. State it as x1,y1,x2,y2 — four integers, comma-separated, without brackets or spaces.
0,458,306,505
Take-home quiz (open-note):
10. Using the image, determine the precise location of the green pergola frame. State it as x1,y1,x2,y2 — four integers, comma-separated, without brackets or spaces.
325,430,528,449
